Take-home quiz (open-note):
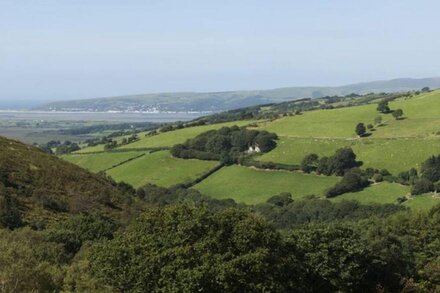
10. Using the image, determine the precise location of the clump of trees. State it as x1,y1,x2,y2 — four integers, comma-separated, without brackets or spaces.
396,155,440,195
300,149,369,197
300,153,319,173
104,134,140,151
255,194,405,228
410,155,440,195
377,99,405,120
89,205,306,292
421,155,440,182
120,134,139,145
171,126,277,163
38,140,81,155
301,147,361,176
377,100,391,113
325,168,370,197
392,108,404,120
104,140,118,150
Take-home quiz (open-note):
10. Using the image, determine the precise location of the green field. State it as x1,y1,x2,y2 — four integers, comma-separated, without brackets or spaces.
193,165,339,204
259,90,440,139
117,120,254,150
106,150,218,188
75,143,107,153
61,91,440,209
404,194,440,210
257,137,440,174
62,151,146,173
330,182,410,204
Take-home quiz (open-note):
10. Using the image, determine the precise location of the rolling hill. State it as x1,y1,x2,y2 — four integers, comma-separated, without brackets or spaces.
61,89,440,209
36,77,440,112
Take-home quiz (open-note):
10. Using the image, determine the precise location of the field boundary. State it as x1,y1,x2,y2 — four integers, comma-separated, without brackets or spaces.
74,147,169,155
242,158,301,172
180,163,225,188
100,152,150,172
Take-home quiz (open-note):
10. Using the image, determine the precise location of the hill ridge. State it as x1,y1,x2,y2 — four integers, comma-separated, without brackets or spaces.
35,77,440,112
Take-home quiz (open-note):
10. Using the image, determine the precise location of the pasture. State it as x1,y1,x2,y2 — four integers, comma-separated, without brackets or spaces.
404,194,440,210
193,165,339,204
330,182,410,204
62,151,146,173
257,137,440,174
259,90,440,139
106,150,218,188
62,91,440,209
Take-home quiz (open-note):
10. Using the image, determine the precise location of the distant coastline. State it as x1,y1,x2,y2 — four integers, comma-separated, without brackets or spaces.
0,110,204,122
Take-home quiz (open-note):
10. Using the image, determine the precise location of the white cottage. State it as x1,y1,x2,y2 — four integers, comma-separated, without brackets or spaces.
247,145,261,153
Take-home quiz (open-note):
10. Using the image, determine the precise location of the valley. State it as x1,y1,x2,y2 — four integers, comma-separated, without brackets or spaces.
60,89,440,209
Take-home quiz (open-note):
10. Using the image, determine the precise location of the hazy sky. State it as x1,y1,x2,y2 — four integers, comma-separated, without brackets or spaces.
1,0,440,104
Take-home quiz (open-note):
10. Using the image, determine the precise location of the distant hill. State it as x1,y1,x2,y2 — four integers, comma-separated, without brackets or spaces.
36,77,440,112
0,136,130,227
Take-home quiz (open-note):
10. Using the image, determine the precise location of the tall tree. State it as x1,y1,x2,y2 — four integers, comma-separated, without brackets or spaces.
392,109,403,120
355,123,367,137
377,101,391,113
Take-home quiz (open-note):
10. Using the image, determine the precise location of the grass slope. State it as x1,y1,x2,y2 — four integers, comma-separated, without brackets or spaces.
62,151,146,173
260,90,440,139
106,150,218,188
257,137,440,174
256,91,440,175
404,194,440,210
117,120,254,150
330,182,410,204
193,165,339,205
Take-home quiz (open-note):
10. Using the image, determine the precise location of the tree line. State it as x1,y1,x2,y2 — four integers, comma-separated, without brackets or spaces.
171,126,278,164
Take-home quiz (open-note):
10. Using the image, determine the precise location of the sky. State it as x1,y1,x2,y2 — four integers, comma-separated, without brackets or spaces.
1,0,440,106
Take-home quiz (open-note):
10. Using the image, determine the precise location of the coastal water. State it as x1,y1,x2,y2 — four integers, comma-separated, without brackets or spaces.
0,111,204,122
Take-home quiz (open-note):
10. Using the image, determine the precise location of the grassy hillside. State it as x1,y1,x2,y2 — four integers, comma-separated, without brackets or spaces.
62,151,146,172
404,194,440,210
0,136,130,226
257,90,440,174
257,137,440,174
193,165,339,204
330,182,410,204
106,150,218,188
259,91,440,138
60,90,440,209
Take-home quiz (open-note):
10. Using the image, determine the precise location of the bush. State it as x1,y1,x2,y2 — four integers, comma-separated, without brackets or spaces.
0,192,23,229
377,100,391,113
326,168,370,198
301,153,319,173
421,155,440,182
355,123,366,137
411,178,435,195
266,192,293,207
47,213,117,254
372,173,384,183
